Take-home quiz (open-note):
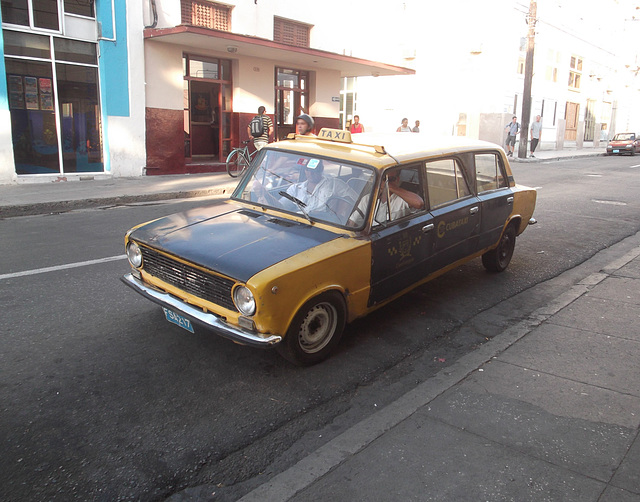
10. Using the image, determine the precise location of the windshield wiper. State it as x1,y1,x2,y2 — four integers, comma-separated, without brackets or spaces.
278,191,313,223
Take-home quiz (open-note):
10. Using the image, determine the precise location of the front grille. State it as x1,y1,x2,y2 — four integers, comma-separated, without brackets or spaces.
140,246,237,312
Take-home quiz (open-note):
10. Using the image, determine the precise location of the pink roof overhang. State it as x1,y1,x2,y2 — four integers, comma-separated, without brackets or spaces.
144,26,415,78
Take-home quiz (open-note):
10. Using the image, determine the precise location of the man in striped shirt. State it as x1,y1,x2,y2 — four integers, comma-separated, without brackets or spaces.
248,106,274,150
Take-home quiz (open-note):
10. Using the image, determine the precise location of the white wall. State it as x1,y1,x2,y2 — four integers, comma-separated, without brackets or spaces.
0,109,16,183
144,42,184,110
108,1,147,177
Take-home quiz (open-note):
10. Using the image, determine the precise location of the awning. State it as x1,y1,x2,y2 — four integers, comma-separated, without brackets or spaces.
144,26,415,78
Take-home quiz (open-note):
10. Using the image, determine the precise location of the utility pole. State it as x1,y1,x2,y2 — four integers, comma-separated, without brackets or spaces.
518,0,537,158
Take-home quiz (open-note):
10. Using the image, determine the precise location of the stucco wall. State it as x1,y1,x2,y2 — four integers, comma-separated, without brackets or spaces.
144,42,184,111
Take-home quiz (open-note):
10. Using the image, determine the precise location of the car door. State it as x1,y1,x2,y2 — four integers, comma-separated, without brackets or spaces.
425,157,481,271
474,152,513,249
369,166,435,306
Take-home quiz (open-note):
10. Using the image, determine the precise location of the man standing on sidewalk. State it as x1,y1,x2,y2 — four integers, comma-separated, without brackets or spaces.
530,115,542,158
504,116,519,156
247,106,274,150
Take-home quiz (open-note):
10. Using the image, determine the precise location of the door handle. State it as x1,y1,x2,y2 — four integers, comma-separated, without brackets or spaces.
507,196,514,204
422,223,434,233
470,206,479,215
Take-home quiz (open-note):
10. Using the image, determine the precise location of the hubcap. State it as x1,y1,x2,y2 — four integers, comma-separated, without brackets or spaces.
298,302,337,354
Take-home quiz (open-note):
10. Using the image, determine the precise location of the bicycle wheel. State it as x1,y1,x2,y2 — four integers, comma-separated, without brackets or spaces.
226,149,250,178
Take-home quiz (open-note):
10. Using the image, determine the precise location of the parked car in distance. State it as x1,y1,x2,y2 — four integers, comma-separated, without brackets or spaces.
606,132,639,155
122,130,537,365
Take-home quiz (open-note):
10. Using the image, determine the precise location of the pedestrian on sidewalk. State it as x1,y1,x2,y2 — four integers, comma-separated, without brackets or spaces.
247,106,274,151
412,120,420,133
397,118,412,132
349,115,365,134
504,116,519,156
530,115,542,158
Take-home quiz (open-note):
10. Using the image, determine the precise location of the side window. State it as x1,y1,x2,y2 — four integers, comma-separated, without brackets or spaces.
475,153,507,193
425,158,471,208
370,166,424,226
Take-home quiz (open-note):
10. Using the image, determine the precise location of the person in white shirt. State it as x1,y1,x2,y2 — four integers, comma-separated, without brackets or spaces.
349,169,424,226
530,115,542,158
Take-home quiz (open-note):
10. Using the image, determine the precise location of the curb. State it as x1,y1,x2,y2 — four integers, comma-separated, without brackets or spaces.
510,151,606,163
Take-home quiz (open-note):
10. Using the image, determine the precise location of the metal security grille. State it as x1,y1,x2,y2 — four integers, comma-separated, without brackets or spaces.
140,246,237,312
181,0,230,31
274,17,310,47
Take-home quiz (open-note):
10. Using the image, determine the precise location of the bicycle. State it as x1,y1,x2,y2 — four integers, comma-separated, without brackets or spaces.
226,139,257,178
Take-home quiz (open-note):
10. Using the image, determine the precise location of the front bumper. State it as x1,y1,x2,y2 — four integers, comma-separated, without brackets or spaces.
121,273,282,348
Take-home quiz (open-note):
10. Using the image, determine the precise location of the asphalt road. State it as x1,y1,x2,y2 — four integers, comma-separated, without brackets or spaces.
1,155,639,501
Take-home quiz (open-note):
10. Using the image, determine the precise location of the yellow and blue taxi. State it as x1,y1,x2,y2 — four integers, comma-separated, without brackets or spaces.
122,129,537,365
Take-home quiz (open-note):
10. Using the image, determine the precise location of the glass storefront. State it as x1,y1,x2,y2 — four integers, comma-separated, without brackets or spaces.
4,29,103,174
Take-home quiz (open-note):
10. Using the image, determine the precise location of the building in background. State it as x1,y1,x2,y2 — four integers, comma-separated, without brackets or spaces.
0,0,146,184
350,0,640,150
142,0,413,174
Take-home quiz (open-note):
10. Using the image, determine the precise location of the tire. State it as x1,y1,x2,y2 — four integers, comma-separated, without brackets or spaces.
482,223,517,273
277,291,346,366
226,150,249,178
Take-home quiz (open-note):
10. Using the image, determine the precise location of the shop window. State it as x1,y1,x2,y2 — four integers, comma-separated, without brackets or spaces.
181,0,230,31
3,30,51,59
274,17,311,47
56,63,103,172
6,60,60,174
54,38,97,65
64,0,94,17
1,0,60,30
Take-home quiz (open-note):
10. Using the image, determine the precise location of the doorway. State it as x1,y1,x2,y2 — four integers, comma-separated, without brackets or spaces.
183,55,232,162
275,68,308,139
564,101,579,141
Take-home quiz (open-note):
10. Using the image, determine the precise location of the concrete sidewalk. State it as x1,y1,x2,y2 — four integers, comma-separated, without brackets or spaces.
0,146,605,218
0,172,239,218
235,233,640,502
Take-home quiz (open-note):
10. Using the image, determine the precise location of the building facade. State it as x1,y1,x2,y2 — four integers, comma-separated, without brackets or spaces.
351,0,640,149
0,0,412,182
0,0,146,184
142,0,413,175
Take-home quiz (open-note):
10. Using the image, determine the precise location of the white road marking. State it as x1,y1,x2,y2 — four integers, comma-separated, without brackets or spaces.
630,164,640,168
592,199,627,206
586,174,602,177
0,255,127,280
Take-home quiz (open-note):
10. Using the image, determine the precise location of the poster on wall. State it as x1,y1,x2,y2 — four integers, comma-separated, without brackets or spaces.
24,76,39,110
8,75,24,109
39,78,54,111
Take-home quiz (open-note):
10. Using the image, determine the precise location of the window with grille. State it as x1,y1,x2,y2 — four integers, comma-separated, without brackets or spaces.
274,17,311,47
181,0,230,31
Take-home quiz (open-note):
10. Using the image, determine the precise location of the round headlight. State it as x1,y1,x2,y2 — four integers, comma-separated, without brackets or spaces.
233,286,256,316
126,241,143,268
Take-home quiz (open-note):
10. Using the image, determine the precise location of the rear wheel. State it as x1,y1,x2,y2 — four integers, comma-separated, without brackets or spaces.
277,292,346,366
226,150,249,178
482,223,517,273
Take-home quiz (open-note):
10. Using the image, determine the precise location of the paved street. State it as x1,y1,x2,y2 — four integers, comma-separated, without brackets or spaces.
1,154,639,501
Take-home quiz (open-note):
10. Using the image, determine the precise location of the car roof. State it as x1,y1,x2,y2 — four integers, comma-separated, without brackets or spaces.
267,130,505,171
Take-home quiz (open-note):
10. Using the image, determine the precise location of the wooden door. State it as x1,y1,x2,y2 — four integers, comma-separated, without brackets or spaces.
564,102,579,141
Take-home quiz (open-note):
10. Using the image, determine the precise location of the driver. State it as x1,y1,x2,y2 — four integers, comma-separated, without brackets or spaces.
282,159,356,212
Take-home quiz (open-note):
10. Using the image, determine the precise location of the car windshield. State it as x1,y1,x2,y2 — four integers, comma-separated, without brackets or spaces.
613,133,635,141
233,149,376,228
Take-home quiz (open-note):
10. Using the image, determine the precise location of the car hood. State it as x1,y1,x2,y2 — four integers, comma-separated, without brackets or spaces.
130,202,340,282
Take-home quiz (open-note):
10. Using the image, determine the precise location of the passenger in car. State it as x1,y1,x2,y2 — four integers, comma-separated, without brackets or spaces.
349,169,424,226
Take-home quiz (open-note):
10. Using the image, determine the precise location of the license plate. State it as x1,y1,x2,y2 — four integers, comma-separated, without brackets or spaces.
613,149,619,153
163,308,194,333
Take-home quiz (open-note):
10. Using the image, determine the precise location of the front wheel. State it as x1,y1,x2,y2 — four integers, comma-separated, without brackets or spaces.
482,223,516,273
277,292,346,366
226,149,249,178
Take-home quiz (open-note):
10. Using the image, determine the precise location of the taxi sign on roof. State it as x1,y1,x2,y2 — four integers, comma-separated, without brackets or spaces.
318,128,353,143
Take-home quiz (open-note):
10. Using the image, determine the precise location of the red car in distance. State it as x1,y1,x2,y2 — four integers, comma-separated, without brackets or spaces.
606,132,640,156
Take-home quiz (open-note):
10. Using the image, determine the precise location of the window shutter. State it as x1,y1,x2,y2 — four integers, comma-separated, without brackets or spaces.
181,0,230,31
274,17,310,47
